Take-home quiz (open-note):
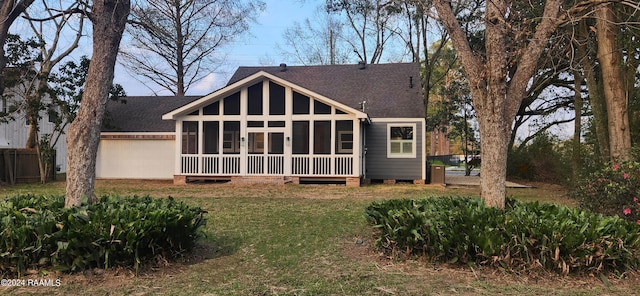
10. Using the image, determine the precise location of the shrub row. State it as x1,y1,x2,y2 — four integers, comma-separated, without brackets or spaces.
0,195,206,276
364,197,640,274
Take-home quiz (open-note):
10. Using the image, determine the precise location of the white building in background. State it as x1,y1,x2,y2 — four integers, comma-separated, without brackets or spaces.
0,94,68,173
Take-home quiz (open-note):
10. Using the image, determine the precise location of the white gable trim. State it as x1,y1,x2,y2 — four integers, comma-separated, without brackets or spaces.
162,71,368,120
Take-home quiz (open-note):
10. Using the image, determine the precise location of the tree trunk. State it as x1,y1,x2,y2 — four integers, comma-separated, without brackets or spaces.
596,4,631,161
65,0,130,208
576,20,610,161
433,0,563,208
572,69,583,182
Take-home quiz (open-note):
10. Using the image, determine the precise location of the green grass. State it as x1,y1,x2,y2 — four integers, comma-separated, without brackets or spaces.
1,180,638,295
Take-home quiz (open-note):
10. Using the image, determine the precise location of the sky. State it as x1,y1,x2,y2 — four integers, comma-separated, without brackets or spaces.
114,0,319,96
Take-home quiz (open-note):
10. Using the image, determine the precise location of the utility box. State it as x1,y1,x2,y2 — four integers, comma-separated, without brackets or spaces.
430,165,446,184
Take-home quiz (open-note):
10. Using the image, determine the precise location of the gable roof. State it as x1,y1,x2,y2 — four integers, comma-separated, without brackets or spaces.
163,70,369,120
227,63,424,118
102,96,199,132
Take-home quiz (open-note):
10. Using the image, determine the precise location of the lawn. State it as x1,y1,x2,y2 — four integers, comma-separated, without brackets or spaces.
1,179,638,295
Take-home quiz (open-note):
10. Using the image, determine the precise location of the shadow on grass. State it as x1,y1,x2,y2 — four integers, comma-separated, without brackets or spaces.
181,233,241,265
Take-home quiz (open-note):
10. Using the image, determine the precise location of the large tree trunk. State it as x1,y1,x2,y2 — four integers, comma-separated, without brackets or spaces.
433,0,563,208
596,4,631,161
576,20,610,161
65,0,130,208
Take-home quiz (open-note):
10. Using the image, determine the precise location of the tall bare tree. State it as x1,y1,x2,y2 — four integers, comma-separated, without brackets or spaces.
279,8,350,65
65,0,130,207
18,0,85,184
327,0,404,64
120,0,264,96
0,0,35,95
22,0,84,150
433,0,565,208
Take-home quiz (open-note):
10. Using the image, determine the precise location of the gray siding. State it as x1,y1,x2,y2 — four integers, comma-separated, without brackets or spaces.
365,120,424,180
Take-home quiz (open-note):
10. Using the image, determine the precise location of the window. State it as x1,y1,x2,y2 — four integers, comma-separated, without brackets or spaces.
247,82,263,115
293,91,310,114
269,81,285,115
314,120,331,154
223,92,240,115
268,121,285,127
247,121,264,127
314,100,331,114
182,121,198,154
336,120,353,154
203,121,219,154
388,124,416,158
269,132,284,154
48,108,59,123
203,101,219,115
223,121,240,154
292,121,309,154
248,132,264,154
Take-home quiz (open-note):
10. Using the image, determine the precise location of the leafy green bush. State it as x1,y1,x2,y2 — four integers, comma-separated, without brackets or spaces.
0,195,206,276
364,197,640,274
571,160,640,223
507,133,571,183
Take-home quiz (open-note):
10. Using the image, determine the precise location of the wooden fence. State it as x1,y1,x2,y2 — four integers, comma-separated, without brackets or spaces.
0,149,55,185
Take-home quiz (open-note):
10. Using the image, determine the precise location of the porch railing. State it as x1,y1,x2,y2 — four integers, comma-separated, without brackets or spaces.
180,154,354,176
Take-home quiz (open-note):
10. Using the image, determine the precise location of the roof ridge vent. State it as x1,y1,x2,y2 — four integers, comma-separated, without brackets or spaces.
279,63,287,71
358,61,366,70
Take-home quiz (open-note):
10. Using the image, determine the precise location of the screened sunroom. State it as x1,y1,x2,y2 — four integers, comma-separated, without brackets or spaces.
163,71,368,183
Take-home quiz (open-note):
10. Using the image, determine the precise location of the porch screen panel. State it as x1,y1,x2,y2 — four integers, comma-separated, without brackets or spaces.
269,133,284,154
247,82,263,115
293,91,310,114
203,121,219,154
223,92,240,115
223,121,240,154
182,121,198,154
269,82,285,115
335,120,353,154
292,121,309,154
248,132,264,154
314,121,331,154
314,100,331,114
203,101,219,115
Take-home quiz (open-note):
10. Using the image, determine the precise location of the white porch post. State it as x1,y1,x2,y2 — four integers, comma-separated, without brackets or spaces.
330,119,336,175
353,118,361,177
240,87,248,175
197,117,203,175
284,85,293,176
174,120,182,175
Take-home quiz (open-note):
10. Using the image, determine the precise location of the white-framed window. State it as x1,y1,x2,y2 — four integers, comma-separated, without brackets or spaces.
387,123,416,158
337,131,353,154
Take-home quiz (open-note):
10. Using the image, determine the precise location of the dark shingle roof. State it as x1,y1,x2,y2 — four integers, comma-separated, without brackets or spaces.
102,96,200,132
227,63,424,118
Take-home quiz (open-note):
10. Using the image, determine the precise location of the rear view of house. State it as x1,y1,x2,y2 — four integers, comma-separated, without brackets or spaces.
97,62,426,185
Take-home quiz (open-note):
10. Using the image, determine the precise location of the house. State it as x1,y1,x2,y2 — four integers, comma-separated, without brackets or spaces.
97,96,200,179
97,62,426,185
0,85,68,174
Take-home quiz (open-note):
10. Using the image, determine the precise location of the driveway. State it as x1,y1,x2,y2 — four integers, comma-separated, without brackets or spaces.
444,167,531,188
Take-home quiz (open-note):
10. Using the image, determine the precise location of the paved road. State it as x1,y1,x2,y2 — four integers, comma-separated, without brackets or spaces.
444,168,530,188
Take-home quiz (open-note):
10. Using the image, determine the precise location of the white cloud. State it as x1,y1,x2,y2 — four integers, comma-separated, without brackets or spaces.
191,73,221,95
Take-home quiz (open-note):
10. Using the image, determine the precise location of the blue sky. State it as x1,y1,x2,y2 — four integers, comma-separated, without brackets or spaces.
115,0,318,96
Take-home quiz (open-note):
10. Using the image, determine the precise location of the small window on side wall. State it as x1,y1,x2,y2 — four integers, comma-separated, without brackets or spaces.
388,124,416,158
